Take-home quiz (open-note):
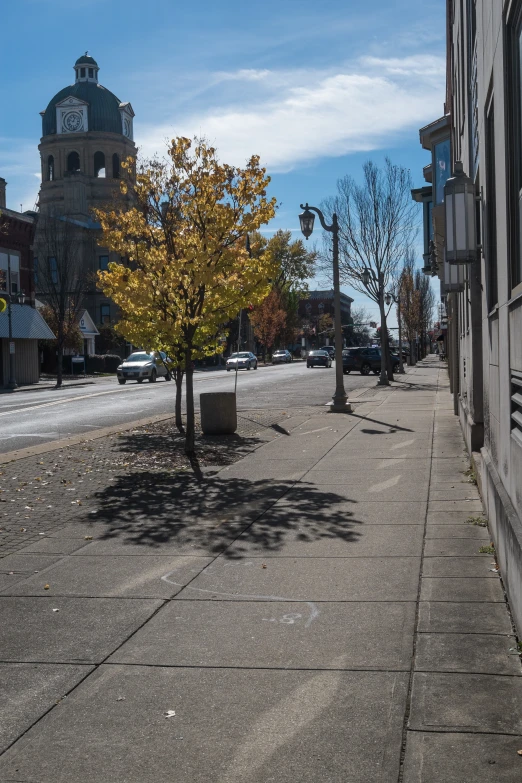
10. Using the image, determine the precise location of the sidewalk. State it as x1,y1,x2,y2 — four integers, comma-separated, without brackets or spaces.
0,358,520,782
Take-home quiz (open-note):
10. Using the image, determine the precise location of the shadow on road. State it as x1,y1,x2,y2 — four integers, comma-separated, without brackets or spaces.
87,472,361,559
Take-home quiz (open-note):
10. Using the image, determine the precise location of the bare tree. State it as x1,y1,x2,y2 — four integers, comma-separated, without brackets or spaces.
34,212,90,387
321,158,417,385
415,269,435,359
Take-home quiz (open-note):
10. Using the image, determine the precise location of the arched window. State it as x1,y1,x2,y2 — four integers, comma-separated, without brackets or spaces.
94,151,106,178
112,153,120,179
47,155,54,181
67,151,80,172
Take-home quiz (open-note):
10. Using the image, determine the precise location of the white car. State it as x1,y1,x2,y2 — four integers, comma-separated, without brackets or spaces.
117,351,172,384
226,352,258,371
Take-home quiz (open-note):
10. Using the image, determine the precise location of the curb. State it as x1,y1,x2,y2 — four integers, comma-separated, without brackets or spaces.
0,412,176,464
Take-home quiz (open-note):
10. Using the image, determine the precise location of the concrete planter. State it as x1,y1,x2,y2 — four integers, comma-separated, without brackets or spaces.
200,391,237,435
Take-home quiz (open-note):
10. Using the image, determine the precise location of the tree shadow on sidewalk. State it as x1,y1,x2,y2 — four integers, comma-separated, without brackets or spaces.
86,471,362,559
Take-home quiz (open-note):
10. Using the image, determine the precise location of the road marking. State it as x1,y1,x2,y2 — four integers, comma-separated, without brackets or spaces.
368,475,401,493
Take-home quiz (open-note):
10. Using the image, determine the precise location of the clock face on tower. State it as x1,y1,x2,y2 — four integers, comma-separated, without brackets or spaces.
123,118,131,137
63,111,83,132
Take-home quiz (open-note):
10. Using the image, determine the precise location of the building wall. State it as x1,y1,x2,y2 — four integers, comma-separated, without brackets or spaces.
448,0,522,633
0,340,40,386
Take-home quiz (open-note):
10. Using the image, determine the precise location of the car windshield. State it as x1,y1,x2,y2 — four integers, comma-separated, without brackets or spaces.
310,351,326,356
229,353,250,359
344,349,360,356
274,351,285,355
127,353,152,362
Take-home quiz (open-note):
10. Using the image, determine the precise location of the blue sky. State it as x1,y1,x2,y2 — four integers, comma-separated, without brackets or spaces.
1,0,445,322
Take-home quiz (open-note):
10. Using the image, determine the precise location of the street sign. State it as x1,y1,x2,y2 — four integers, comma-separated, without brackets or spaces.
9,341,15,355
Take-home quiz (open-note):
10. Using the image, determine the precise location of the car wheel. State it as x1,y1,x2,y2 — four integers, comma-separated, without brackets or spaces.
360,363,371,375
254,362,258,369
227,367,231,371
149,370,157,383
165,372,172,381
247,362,251,370
373,369,380,375
393,364,400,374
118,379,126,385
343,369,351,374
137,378,144,384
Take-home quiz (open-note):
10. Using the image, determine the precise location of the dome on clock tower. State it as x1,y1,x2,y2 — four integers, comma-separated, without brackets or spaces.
40,54,131,137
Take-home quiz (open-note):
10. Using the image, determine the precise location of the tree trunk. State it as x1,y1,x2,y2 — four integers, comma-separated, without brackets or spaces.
378,299,389,386
184,349,195,454
56,326,64,388
174,366,184,433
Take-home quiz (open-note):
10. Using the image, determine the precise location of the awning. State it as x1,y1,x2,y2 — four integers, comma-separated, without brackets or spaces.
0,304,55,340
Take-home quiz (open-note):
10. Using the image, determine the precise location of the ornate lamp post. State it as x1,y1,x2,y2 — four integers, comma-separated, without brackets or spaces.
299,204,351,412
385,290,405,374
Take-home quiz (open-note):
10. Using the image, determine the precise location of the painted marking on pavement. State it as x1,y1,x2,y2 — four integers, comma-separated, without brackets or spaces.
368,475,401,493
161,568,320,627
390,439,416,450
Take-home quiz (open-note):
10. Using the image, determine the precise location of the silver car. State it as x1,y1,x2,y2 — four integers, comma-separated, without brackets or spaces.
226,351,258,371
117,351,172,384
272,349,293,364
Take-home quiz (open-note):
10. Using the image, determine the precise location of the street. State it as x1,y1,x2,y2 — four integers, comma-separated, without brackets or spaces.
0,362,375,453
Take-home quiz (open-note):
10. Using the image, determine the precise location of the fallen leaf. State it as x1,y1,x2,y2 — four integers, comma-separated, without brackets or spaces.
52,608,59,613
261,563,267,569
518,750,522,756
44,584,50,590
84,536,93,540
164,710,176,718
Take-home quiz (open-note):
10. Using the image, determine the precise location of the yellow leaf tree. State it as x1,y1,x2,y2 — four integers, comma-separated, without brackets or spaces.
93,137,277,454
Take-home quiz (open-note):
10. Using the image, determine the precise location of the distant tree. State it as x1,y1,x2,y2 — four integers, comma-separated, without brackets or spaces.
346,305,372,346
95,324,126,356
250,289,287,362
399,254,421,365
39,303,83,355
34,212,90,387
321,158,417,384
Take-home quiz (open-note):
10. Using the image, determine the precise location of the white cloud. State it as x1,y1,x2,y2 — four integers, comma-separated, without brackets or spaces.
135,55,445,172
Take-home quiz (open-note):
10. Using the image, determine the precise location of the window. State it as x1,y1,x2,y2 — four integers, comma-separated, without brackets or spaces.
67,151,80,172
94,151,106,178
485,99,498,308
112,153,120,179
34,257,38,285
80,67,86,78
434,138,451,205
88,68,94,78
47,155,54,181
49,257,58,285
507,2,522,287
100,304,111,324
0,251,19,293
99,255,109,271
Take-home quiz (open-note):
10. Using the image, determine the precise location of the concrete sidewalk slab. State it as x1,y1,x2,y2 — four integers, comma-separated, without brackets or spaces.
409,672,522,734
0,596,163,662
420,576,505,602
229,523,424,558
0,665,409,783
424,537,492,555
1,555,212,598
403,732,522,783
418,601,514,634
109,600,416,670
415,633,520,675
0,662,93,754
177,556,421,602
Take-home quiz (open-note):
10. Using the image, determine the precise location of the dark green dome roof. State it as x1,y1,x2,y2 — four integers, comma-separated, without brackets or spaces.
41,81,122,136
75,54,98,66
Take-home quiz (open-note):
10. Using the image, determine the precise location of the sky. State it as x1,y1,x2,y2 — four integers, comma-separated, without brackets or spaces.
0,0,446,324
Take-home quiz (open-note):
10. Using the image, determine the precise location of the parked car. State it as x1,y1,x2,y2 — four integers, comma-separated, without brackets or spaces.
226,351,258,371
272,349,293,364
307,350,332,368
320,345,335,358
342,347,400,375
117,351,172,384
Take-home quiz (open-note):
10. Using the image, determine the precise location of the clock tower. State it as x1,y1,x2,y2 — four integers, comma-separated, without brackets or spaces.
36,54,137,332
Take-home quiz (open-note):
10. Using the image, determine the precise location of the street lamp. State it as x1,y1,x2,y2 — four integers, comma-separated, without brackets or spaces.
444,161,477,265
384,290,405,374
299,203,351,412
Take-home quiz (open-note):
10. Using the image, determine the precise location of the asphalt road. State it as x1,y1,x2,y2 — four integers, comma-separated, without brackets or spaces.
0,362,375,453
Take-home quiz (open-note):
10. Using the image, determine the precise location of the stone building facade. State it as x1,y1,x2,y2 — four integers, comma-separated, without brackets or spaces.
413,1,522,634
36,54,136,336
